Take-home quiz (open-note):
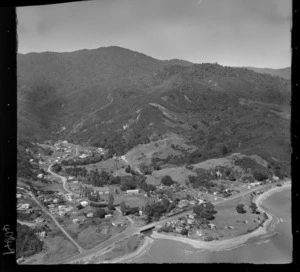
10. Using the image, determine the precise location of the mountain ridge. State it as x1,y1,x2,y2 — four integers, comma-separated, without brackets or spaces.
17,46,291,169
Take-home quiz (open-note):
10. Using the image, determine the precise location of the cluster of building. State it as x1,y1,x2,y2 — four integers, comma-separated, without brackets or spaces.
159,213,217,238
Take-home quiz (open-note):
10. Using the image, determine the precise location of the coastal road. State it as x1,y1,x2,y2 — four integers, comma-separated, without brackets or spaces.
26,190,85,254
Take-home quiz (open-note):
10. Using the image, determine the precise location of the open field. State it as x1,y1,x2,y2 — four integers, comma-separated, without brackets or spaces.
91,234,144,262
113,193,155,207
124,133,197,168
83,158,127,173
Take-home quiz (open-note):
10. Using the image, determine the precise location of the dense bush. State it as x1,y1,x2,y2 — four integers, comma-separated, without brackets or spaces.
252,168,269,181
236,204,247,214
161,175,174,186
52,163,62,173
144,199,170,222
61,154,104,166
16,223,44,259
94,208,106,218
193,202,217,220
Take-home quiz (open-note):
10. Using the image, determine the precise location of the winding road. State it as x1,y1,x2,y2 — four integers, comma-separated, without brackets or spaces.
47,164,80,196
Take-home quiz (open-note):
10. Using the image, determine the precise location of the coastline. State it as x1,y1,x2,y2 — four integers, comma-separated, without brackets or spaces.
99,236,154,263
150,182,291,252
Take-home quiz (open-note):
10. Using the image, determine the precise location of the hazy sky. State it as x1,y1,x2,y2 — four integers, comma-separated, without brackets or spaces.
17,0,291,68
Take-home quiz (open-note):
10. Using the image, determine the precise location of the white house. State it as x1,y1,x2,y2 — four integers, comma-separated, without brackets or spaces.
35,217,45,224
16,194,22,199
87,212,94,218
20,203,30,210
80,201,89,207
126,189,140,195
73,218,79,223
105,214,112,219
37,174,44,178
273,176,279,181
96,187,110,195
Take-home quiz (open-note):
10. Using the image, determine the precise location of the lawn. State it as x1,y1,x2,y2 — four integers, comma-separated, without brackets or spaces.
210,193,265,239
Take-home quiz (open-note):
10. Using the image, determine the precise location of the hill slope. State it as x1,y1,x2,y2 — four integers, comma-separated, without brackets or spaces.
17,46,291,169
244,66,291,80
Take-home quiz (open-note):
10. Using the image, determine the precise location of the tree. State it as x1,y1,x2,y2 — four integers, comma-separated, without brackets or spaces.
161,175,174,186
222,145,229,155
52,163,62,173
193,202,217,220
120,201,127,215
181,228,188,236
95,208,106,218
108,193,114,210
236,204,247,214
252,168,269,181
125,165,131,173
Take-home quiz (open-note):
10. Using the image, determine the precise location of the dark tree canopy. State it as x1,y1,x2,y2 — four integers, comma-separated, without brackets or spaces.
193,202,217,220
161,175,174,186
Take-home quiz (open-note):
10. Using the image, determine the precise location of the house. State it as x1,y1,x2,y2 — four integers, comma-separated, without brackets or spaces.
196,230,204,237
175,226,183,233
188,214,195,219
187,219,195,225
95,187,110,195
79,154,88,159
16,194,22,199
208,223,216,229
53,198,59,203
105,214,112,219
73,218,79,223
87,212,94,218
35,217,45,224
58,211,65,216
273,176,279,181
37,174,44,178
80,201,89,207
20,203,30,210
126,189,140,195
139,210,143,216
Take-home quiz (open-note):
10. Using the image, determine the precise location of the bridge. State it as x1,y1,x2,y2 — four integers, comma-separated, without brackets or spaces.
139,223,156,233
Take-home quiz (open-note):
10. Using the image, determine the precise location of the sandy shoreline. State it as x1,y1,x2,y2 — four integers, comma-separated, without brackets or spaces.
100,236,154,263
150,182,291,252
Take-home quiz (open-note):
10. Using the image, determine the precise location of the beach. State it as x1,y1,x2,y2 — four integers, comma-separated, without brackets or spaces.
99,236,154,263
149,182,291,252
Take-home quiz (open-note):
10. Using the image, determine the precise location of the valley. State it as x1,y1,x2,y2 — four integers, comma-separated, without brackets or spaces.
16,46,291,264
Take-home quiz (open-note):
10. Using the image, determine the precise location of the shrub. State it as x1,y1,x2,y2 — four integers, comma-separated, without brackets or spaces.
161,175,174,186
125,165,131,173
252,168,269,181
236,204,247,214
